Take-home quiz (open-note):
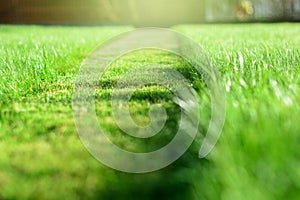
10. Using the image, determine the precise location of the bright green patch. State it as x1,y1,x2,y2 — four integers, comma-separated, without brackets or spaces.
0,24,299,199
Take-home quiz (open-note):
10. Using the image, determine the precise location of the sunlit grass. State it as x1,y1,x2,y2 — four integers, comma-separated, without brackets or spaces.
0,24,299,199
174,24,300,200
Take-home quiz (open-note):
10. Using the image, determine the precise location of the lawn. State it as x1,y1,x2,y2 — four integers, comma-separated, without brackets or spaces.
0,24,299,199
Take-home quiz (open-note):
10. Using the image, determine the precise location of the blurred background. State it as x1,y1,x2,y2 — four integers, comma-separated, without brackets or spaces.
1,0,300,26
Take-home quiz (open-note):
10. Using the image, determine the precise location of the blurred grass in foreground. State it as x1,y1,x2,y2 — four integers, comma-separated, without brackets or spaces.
0,24,299,199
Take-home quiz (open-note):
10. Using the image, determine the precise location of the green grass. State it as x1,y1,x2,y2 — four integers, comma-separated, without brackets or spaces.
0,24,299,199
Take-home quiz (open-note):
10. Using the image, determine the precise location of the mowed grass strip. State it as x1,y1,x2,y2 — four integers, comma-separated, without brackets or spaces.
174,24,300,200
0,24,299,199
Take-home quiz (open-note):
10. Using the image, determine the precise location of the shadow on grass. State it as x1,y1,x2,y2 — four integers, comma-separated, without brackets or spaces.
93,99,209,200
98,151,209,200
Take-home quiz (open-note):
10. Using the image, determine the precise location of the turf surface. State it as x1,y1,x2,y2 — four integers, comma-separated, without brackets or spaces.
0,24,299,199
